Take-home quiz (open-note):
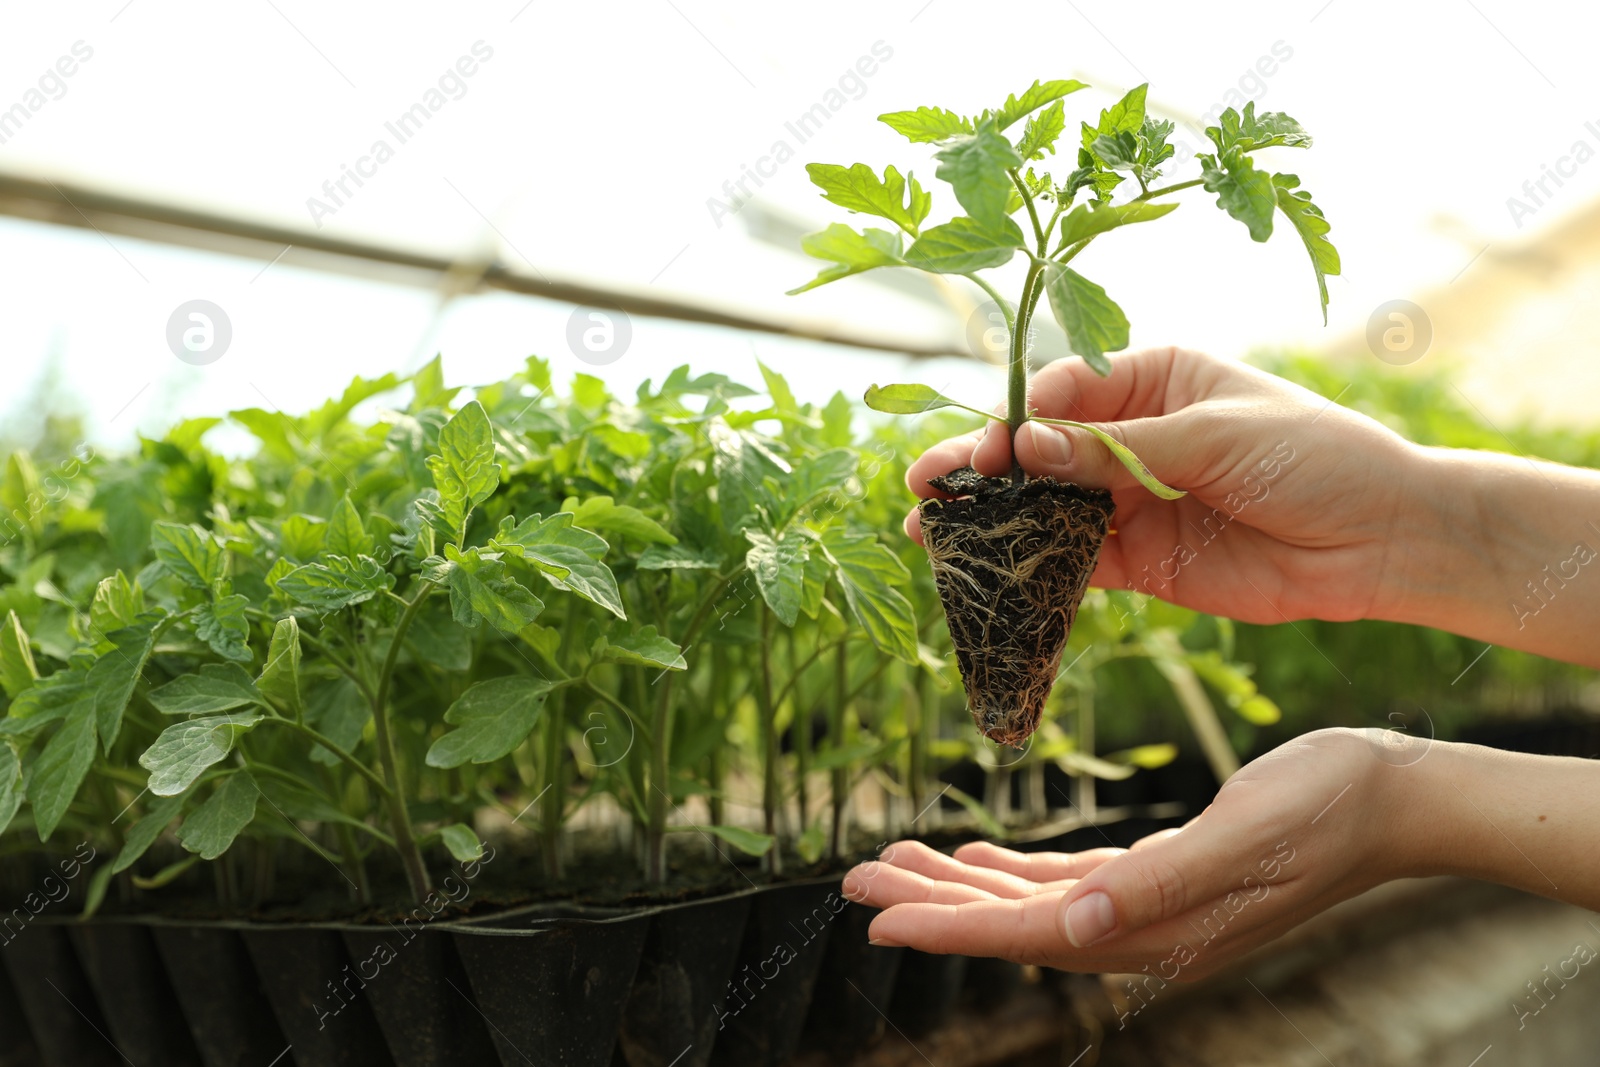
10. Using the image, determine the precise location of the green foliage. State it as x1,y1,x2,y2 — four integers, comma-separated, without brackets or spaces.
794,76,1338,496
426,677,553,768
0,359,951,899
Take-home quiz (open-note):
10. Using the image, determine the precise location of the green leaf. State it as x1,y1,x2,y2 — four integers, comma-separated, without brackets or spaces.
277,555,395,612
797,820,827,864
708,420,787,532
427,400,501,539
934,122,1024,227
88,620,159,750
326,494,374,558
141,712,262,796
0,743,22,838
196,594,252,663
89,572,144,638
1095,83,1148,136
111,792,187,874
821,530,918,663
149,663,266,716
1206,102,1311,153
518,621,561,663
637,544,721,571
878,105,973,143
254,775,365,829
993,79,1087,130
862,383,994,419
1273,174,1340,324
671,823,774,857
440,546,545,634
131,856,199,890
405,602,474,672
1106,742,1179,769
81,864,116,921
5,667,86,731
0,611,39,699
757,360,798,415
904,215,1027,273
597,626,687,671
151,522,226,590
230,408,299,462
425,676,552,768
804,163,931,237
780,448,860,526
1064,151,1124,204
493,514,625,620
256,617,303,717
801,551,830,620
30,694,97,839
745,530,810,627
1031,417,1185,499
787,224,906,295
1041,264,1129,372
1018,99,1067,160
1055,749,1136,781
440,823,485,862
1200,149,1276,242
411,354,462,411
306,678,370,766
177,772,259,860
561,496,677,546
278,515,327,561
1053,199,1178,248
1236,693,1282,725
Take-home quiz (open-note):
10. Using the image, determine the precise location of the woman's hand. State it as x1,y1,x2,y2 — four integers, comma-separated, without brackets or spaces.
904,347,1417,626
902,346,1600,667
840,728,1410,978
840,729,1600,976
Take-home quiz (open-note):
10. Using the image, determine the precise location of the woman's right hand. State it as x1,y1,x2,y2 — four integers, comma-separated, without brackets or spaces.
904,346,1419,627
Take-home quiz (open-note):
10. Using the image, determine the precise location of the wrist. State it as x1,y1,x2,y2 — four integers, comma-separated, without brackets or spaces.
1379,737,1474,880
1370,444,1486,630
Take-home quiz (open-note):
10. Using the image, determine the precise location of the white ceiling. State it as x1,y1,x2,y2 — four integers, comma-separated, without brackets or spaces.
2,0,1597,442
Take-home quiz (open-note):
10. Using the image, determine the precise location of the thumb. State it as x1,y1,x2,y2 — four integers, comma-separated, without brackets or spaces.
1013,415,1183,494
1054,819,1274,946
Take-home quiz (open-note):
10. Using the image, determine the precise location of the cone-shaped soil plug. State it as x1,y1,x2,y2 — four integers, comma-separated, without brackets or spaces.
919,467,1113,747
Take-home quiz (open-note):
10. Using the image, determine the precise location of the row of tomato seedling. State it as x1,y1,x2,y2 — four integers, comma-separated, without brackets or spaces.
0,357,1270,923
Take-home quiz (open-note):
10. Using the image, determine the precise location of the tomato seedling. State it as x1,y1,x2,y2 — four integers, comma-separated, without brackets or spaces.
791,80,1339,744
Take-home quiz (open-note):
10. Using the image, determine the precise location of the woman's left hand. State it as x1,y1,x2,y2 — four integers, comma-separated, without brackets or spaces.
839,728,1419,979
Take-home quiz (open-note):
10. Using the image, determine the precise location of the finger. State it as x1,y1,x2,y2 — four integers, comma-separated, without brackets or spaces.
1013,416,1194,495
1053,815,1280,947
867,891,1069,962
952,841,1126,883
880,840,1052,899
1028,347,1205,423
970,420,1013,478
841,860,997,910
903,507,924,545
904,431,984,499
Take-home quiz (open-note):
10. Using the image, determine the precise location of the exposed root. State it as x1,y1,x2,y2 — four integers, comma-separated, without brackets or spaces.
920,468,1113,747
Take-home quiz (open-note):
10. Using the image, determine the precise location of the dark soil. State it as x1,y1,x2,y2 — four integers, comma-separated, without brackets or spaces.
920,468,1114,747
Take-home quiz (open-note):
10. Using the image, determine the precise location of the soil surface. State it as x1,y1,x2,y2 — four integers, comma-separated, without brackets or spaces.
920,468,1114,747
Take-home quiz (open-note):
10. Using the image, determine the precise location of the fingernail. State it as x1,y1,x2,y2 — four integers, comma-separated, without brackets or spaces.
841,874,862,900
1033,424,1072,467
1063,891,1115,947
868,937,904,948
972,423,995,462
